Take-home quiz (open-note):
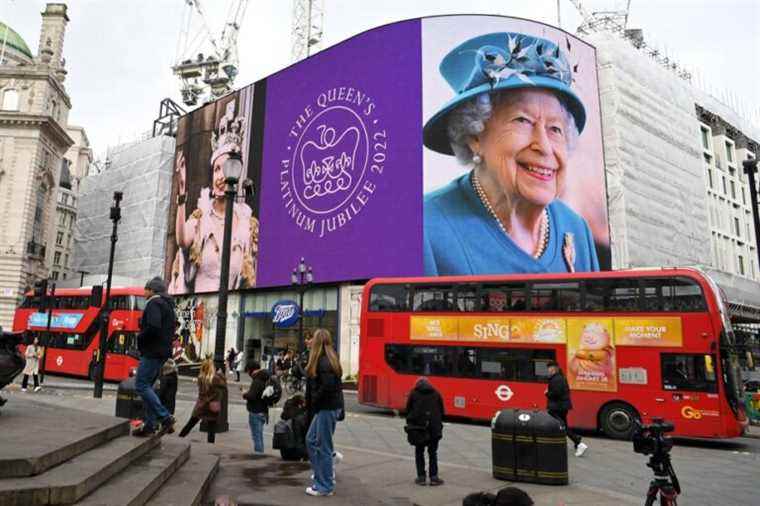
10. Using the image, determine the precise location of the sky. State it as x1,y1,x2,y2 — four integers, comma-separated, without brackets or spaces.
2,0,759,157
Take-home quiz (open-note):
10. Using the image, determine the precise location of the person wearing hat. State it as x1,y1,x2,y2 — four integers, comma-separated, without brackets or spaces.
171,96,259,294
423,32,599,276
545,360,587,457
133,276,177,437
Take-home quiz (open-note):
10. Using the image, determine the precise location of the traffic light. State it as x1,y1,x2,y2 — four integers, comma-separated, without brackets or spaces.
33,279,48,310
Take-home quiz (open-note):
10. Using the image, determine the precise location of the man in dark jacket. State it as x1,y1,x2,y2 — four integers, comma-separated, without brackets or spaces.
243,361,270,453
405,377,445,486
133,277,176,437
545,361,587,457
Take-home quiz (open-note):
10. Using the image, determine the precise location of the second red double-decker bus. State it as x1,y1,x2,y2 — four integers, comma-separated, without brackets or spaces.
13,286,146,381
359,268,747,439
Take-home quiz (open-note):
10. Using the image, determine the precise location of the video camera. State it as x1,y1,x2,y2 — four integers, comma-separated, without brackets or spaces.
632,417,675,456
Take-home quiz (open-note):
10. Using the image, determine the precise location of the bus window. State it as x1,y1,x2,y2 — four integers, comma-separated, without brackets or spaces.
530,282,580,311
133,296,147,311
665,278,706,312
661,353,717,392
483,283,527,312
456,285,481,312
412,285,455,312
109,331,138,355
111,296,130,310
479,348,556,382
583,279,613,312
369,284,409,312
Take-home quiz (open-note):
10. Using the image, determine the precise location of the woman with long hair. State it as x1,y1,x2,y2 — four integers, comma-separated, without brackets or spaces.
304,328,343,497
178,356,226,443
21,337,42,392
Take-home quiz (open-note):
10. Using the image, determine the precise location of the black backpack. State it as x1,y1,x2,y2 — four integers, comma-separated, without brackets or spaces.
264,376,283,406
272,419,297,449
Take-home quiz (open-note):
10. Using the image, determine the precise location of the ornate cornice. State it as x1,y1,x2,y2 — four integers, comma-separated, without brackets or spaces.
695,104,759,153
0,112,74,150
0,68,72,108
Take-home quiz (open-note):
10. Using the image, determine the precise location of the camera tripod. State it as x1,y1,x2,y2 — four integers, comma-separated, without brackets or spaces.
644,452,681,506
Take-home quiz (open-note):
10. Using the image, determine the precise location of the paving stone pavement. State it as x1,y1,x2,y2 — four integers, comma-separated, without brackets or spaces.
2,385,757,505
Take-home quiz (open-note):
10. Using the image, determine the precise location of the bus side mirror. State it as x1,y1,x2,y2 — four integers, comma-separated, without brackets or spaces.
90,285,103,307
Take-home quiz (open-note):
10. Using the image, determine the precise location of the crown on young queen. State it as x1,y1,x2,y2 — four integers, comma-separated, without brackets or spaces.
211,100,246,164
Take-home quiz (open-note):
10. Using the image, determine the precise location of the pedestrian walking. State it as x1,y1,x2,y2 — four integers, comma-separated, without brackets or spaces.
179,356,226,443
304,328,342,497
234,349,245,382
405,377,445,486
157,358,179,415
21,337,43,392
132,277,177,437
243,361,270,453
227,348,237,376
545,360,587,457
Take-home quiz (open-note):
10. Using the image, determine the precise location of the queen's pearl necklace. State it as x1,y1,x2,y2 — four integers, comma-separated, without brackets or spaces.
471,171,549,259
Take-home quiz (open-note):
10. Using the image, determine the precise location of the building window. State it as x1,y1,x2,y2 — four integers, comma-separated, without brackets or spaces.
64,254,68,267
51,271,59,280
2,89,19,111
62,273,67,280
731,180,736,199
53,251,61,265
32,184,47,244
735,217,741,237
707,168,713,189
56,231,64,245
700,127,710,151
738,255,745,276
742,186,746,205
722,176,727,195
726,141,734,163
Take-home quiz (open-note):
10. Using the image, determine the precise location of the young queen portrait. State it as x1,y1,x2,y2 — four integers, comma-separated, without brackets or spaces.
423,32,600,276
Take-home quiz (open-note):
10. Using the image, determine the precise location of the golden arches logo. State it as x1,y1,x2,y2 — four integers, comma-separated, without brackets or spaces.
681,406,702,420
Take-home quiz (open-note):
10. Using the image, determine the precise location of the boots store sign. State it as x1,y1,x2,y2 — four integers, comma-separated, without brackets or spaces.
271,300,300,328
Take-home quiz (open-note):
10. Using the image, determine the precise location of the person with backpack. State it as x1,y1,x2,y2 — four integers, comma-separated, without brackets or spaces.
243,361,270,453
405,376,445,486
304,328,342,497
274,393,309,460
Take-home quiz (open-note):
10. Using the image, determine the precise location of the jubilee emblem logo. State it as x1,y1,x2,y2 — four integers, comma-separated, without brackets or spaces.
281,86,387,238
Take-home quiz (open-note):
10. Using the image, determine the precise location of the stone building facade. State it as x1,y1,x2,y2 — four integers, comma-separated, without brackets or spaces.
0,4,76,328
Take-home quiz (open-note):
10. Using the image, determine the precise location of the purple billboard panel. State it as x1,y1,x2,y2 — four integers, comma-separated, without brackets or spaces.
257,20,423,287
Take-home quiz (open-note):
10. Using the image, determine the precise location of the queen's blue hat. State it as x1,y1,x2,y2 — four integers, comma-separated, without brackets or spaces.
423,32,587,155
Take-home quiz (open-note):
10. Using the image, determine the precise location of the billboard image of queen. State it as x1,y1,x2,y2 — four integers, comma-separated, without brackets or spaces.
423,19,609,275
169,91,259,294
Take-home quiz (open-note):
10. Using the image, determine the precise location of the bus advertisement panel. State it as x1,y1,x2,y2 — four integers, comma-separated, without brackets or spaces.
359,269,747,439
164,15,609,296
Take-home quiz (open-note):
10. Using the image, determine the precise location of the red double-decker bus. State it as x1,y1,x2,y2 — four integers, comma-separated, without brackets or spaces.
13,286,146,381
359,268,747,439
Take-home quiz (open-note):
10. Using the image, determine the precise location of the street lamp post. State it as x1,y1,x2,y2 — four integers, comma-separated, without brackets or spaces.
291,257,313,356
94,191,122,399
743,158,760,273
212,153,245,434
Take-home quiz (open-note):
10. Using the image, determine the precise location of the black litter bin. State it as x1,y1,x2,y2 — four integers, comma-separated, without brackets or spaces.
115,377,144,420
492,408,568,485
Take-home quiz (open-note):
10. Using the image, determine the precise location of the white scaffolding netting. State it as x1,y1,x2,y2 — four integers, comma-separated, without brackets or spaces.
587,33,760,319
72,135,176,285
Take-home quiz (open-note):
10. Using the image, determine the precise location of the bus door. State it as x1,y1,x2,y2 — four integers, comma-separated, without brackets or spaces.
106,331,138,380
660,353,722,436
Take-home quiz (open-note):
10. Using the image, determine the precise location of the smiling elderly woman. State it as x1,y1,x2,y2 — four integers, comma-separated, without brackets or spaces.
423,32,599,276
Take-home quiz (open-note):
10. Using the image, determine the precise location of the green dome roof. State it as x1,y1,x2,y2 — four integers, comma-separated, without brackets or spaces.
0,21,33,60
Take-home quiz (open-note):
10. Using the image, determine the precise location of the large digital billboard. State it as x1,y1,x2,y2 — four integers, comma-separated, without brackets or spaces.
165,15,609,295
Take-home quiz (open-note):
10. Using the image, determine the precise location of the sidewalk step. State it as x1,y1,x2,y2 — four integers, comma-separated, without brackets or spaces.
0,435,159,506
145,452,220,506
0,399,129,478
76,440,191,506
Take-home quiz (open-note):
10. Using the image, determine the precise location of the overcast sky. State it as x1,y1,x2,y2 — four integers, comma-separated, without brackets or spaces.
3,0,759,156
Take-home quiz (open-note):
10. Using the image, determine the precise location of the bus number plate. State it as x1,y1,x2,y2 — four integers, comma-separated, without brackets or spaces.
619,367,647,385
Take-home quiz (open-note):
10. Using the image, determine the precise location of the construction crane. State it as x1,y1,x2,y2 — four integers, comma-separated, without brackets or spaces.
291,0,324,62
172,0,249,107
566,0,632,35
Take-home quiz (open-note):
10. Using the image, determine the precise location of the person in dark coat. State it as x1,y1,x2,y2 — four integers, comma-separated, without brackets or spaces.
405,377,445,486
243,361,270,453
280,394,308,460
304,328,343,497
179,356,226,443
133,277,176,437
157,358,178,415
545,360,587,457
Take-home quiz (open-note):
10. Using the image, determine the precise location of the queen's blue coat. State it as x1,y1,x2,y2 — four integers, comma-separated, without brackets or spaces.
423,173,599,276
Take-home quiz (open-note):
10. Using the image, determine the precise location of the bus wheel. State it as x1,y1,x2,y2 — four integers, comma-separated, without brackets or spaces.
600,402,639,440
